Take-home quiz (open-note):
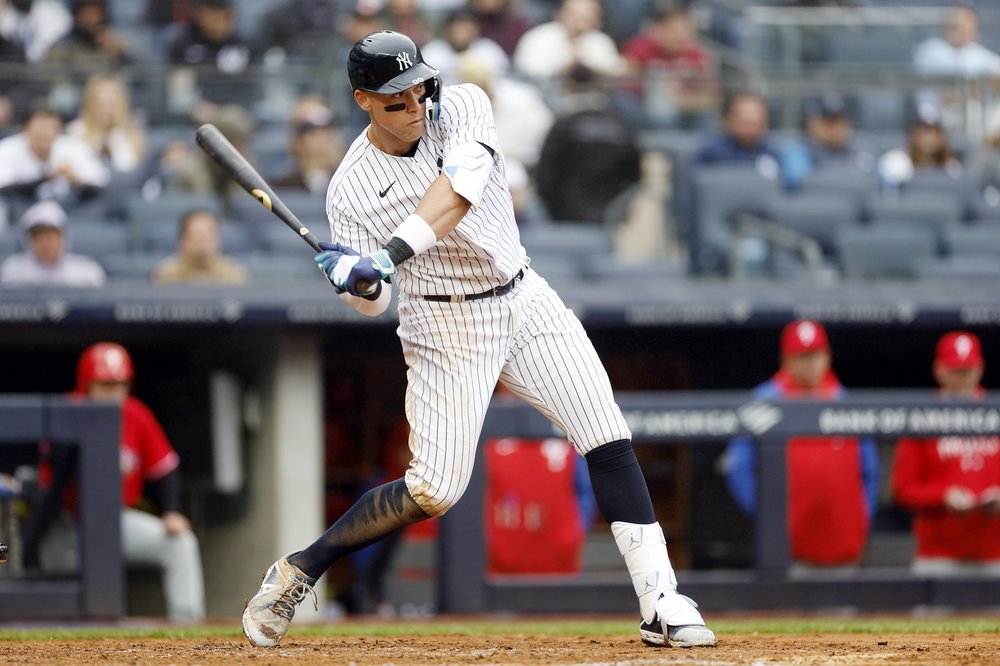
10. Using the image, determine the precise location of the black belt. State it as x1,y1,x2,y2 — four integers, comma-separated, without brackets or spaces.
423,269,524,302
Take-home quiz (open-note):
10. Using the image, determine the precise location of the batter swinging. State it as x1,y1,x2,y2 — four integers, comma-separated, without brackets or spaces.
242,30,715,650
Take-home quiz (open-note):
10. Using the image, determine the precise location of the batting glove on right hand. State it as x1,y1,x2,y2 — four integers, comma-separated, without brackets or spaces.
314,241,359,294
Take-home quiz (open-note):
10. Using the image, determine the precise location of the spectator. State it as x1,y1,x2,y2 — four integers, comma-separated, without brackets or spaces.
723,320,880,569
384,0,431,48
67,73,148,174
0,0,72,63
0,104,110,224
513,0,625,84
691,93,781,180
0,200,106,287
169,0,251,72
619,1,719,129
779,92,876,191
152,208,248,284
914,5,1000,78
168,104,254,210
46,0,132,69
422,8,509,86
167,0,254,112
37,343,206,620
891,331,1000,578
469,0,531,57
877,102,962,189
255,0,339,65
274,95,346,195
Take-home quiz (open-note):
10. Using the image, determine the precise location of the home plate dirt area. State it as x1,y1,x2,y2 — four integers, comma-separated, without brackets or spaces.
4,631,999,665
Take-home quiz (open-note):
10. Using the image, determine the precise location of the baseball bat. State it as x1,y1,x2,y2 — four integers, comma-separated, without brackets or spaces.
194,123,373,292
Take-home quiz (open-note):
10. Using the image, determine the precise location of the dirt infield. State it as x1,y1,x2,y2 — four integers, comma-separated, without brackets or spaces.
5,632,999,665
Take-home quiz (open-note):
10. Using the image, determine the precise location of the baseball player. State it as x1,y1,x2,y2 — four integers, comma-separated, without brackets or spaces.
38,343,205,620
242,30,715,649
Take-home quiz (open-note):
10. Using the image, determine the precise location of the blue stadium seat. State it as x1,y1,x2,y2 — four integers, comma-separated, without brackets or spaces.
238,253,327,283
941,223,1000,259
67,222,130,260
866,190,964,233
520,223,614,268
688,165,781,275
100,252,171,282
764,192,861,255
904,168,982,219
797,166,882,208
854,89,910,132
0,230,18,259
835,225,937,279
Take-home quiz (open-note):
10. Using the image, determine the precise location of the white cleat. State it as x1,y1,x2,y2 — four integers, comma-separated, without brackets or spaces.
242,555,318,647
639,592,717,648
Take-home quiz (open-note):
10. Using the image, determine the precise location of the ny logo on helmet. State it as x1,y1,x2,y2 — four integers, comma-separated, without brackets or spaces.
396,51,413,70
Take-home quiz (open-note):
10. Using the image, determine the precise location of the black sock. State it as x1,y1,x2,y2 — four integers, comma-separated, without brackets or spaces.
585,439,656,525
289,478,429,581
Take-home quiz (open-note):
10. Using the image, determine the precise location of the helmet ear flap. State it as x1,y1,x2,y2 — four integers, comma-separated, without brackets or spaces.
419,77,441,121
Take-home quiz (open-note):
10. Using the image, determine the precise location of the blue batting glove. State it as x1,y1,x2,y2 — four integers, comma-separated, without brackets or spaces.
331,255,383,296
314,241,360,293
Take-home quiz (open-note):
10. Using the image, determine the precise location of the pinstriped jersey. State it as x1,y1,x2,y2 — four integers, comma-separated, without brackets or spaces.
325,83,527,297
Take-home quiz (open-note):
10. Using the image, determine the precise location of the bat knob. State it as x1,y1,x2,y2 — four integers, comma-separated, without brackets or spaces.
356,280,373,294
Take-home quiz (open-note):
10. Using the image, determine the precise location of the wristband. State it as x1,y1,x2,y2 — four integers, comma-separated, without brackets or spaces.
391,213,437,256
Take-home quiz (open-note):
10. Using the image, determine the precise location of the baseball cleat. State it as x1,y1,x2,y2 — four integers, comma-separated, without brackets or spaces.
639,593,716,648
242,555,318,647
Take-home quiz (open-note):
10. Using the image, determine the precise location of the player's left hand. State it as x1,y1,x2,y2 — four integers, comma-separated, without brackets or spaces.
315,241,359,294
162,511,192,536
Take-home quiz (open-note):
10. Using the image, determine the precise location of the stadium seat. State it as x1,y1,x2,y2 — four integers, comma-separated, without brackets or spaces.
67,222,130,260
764,192,861,255
238,253,327,283
798,166,881,208
903,169,982,220
688,165,781,275
853,89,909,132
581,255,687,284
257,219,327,256
100,252,171,282
915,256,1000,281
866,190,964,231
941,223,1000,259
125,192,222,227
520,223,614,260
835,225,937,279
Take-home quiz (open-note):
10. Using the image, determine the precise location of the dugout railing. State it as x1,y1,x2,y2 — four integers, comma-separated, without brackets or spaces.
438,391,1000,613
0,397,122,619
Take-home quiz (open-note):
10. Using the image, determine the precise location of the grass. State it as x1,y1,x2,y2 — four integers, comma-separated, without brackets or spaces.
0,616,998,642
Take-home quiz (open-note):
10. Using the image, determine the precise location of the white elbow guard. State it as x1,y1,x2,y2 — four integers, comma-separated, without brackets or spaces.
340,281,392,317
442,141,494,209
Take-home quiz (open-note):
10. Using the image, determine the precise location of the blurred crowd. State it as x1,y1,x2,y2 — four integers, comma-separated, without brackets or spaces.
1,0,1000,285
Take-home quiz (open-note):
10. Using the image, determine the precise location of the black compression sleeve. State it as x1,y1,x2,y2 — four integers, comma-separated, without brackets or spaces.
383,236,415,266
147,468,182,514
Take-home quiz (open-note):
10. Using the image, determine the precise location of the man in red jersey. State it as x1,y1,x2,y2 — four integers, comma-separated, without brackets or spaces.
39,342,205,619
892,331,1000,577
725,320,880,570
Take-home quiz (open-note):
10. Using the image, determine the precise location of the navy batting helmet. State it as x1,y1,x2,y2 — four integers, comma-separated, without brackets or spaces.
348,30,441,118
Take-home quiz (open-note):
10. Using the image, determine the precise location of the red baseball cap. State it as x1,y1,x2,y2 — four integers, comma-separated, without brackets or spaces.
780,320,829,357
935,331,984,370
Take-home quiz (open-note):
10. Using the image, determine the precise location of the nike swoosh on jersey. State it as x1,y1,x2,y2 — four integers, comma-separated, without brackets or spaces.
379,182,396,198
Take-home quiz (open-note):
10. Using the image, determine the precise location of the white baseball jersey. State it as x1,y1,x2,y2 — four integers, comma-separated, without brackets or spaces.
325,83,630,516
327,84,525,298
